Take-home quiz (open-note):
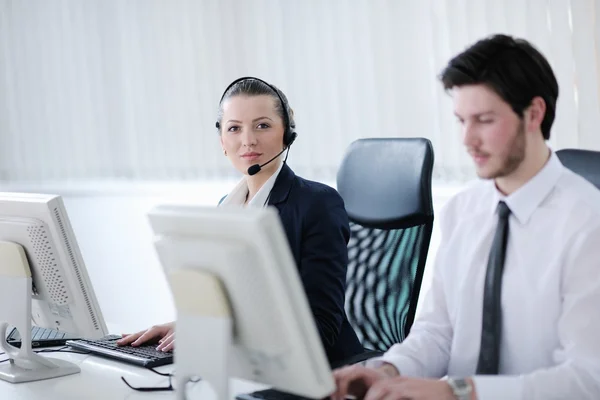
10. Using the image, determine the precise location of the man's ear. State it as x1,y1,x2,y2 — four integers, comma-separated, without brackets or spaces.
525,96,546,133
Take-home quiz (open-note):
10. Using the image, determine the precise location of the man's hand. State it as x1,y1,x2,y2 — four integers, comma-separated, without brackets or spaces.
331,364,398,400
364,376,456,400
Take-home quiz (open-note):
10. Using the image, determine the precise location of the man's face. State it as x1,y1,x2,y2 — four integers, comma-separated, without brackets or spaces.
453,84,526,180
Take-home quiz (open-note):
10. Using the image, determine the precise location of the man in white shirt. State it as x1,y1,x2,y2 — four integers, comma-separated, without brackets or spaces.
332,34,600,400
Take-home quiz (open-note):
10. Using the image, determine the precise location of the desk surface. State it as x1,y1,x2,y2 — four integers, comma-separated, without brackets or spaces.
0,350,268,399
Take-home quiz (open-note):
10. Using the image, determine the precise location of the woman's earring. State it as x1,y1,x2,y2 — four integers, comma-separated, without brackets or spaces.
223,149,227,156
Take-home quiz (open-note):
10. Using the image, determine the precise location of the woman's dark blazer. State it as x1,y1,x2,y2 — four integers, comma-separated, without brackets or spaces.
263,164,363,365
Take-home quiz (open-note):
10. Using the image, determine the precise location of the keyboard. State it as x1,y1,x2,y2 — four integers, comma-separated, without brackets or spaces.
236,389,324,400
66,334,174,368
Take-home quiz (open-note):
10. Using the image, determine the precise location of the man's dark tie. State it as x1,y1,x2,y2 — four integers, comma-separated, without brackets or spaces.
476,201,511,375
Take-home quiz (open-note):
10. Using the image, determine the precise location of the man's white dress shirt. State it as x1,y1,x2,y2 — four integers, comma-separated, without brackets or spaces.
372,152,600,399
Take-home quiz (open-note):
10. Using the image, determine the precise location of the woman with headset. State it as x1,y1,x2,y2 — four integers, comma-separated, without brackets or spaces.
118,77,363,366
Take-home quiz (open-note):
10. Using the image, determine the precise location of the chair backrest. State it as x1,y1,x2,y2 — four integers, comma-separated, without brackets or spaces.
556,148,600,190
337,138,434,351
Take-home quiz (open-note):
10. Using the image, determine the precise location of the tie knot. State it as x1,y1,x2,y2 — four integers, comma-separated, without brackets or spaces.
496,201,511,219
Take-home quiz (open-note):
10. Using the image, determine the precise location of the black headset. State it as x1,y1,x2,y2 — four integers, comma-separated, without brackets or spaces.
215,76,298,148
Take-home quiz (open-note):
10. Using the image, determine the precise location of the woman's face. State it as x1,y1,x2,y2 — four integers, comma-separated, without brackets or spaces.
220,95,286,176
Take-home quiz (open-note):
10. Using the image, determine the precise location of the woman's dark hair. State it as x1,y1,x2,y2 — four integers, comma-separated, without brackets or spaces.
215,78,295,134
440,34,559,140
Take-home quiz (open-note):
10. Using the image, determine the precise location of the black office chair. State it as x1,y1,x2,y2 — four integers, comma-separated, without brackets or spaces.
337,138,434,359
556,148,600,190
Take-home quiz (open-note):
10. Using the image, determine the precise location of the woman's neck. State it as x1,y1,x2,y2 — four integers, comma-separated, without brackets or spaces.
245,162,281,204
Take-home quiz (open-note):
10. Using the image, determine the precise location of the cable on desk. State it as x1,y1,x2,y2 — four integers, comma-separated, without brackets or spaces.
121,368,201,392
121,375,174,392
36,346,69,353
0,349,8,364
147,367,201,383
148,367,172,377
36,346,91,355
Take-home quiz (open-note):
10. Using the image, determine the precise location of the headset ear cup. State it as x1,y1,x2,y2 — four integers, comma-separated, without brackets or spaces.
284,130,297,147
284,130,290,147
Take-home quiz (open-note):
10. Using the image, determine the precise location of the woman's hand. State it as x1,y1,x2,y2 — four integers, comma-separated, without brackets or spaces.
117,322,175,352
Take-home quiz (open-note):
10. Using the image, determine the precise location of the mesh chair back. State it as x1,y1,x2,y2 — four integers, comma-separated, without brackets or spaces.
337,138,434,351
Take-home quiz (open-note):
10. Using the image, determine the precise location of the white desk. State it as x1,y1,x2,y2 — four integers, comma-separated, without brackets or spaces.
0,350,268,399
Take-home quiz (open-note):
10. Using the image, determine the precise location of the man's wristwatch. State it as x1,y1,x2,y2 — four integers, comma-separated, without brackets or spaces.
447,377,473,400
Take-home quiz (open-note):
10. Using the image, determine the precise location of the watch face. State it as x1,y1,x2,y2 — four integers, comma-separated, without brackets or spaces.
449,378,472,396
454,379,468,390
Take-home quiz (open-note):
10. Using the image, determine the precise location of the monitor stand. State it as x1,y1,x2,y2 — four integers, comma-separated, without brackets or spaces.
0,241,80,383
169,268,233,400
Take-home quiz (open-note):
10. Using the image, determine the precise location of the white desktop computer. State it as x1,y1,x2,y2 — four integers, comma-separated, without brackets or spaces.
0,192,108,383
148,205,335,400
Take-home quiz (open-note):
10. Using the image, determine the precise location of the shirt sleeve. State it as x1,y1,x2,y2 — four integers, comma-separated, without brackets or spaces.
473,223,600,400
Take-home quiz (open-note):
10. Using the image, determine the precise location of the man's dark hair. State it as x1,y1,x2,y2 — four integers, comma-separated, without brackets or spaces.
440,34,559,140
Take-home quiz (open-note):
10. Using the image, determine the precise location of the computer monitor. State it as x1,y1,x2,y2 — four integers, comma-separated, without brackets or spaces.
148,205,334,400
0,192,108,383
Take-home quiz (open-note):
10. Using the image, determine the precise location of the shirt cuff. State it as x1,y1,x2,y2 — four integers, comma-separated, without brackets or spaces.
472,375,524,400
365,354,422,377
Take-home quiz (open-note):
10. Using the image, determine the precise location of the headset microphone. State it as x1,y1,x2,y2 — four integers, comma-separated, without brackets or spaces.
247,147,288,176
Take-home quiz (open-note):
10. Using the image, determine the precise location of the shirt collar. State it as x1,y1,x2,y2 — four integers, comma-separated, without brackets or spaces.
490,151,564,224
219,161,284,208
247,161,284,207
